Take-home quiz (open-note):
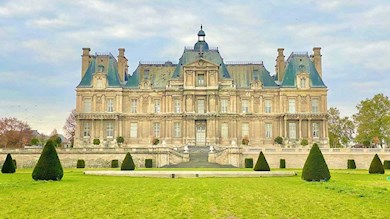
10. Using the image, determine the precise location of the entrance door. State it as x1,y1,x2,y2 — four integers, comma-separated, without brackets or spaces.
196,121,206,146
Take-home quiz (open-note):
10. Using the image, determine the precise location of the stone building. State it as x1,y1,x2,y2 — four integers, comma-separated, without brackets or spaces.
74,27,328,148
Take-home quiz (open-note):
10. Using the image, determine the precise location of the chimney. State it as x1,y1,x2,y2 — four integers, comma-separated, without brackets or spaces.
117,48,128,82
81,48,91,78
276,48,285,81
313,47,322,78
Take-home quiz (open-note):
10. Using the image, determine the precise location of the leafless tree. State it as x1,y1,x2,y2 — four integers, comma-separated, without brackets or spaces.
63,109,76,146
0,117,32,148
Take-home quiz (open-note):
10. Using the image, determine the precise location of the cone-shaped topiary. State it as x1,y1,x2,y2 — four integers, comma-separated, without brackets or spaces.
302,143,331,181
384,160,390,170
347,159,356,169
32,140,63,181
121,152,135,171
253,151,270,171
1,154,16,174
368,154,384,174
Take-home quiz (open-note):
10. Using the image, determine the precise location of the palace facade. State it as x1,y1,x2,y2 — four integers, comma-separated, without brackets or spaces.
74,27,328,148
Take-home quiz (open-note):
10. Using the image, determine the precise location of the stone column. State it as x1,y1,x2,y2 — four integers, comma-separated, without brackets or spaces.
298,118,302,139
308,119,311,141
284,116,287,138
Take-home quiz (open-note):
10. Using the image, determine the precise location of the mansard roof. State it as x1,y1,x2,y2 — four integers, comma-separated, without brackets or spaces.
281,53,326,88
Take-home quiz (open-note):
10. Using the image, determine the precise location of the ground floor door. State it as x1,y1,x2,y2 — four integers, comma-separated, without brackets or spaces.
195,121,206,146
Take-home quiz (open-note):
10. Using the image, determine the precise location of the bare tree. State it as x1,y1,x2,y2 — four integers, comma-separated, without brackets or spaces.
0,117,33,148
63,109,76,146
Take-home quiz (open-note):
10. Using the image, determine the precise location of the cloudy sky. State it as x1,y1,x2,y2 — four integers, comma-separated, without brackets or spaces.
0,0,389,135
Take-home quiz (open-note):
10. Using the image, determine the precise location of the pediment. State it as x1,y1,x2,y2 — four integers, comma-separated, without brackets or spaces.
184,58,219,68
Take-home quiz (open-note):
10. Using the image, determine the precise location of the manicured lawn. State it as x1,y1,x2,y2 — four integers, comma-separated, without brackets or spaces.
0,169,389,218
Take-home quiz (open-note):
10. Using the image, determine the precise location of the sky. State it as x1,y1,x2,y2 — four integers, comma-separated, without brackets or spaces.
0,0,389,135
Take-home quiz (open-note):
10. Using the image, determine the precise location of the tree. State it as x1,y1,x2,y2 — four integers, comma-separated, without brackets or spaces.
368,154,384,174
0,117,33,148
353,94,390,147
328,107,355,147
30,138,39,146
253,151,270,171
32,140,64,181
302,143,331,181
121,152,135,170
1,153,16,173
63,109,76,146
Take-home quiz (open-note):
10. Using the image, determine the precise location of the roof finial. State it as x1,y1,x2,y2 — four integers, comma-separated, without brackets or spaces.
201,24,203,30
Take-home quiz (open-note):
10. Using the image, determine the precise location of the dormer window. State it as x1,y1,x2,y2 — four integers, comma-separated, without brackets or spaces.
98,65,104,72
144,69,149,80
300,78,306,88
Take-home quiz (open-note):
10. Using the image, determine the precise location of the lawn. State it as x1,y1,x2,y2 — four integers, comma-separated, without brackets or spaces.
0,169,389,218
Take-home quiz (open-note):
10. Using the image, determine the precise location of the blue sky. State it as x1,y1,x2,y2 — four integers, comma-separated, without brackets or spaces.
0,0,389,135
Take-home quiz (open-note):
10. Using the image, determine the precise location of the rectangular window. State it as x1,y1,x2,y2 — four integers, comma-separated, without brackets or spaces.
153,123,160,138
83,122,90,137
221,123,228,139
265,99,272,113
144,69,149,80
83,98,91,113
174,99,181,113
312,123,320,138
242,123,249,137
107,122,113,138
197,74,205,86
311,98,319,113
130,123,137,138
242,99,249,113
197,99,205,113
289,123,296,139
221,99,228,113
174,122,181,137
131,99,137,113
265,123,272,138
288,99,296,113
107,98,114,112
154,99,161,113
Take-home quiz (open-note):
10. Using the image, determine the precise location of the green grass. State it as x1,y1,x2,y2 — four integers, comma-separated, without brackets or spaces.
1,169,389,218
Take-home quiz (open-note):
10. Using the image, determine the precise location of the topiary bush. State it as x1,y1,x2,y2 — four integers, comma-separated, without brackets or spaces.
302,143,331,181
93,139,100,145
116,136,124,144
300,139,308,146
32,140,63,181
347,159,356,169
368,154,384,174
111,160,119,168
77,160,85,168
145,159,153,168
121,152,135,171
280,159,286,169
384,160,390,170
274,136,283,145
245,158,253,168
253,151,270,171
1,154,16,174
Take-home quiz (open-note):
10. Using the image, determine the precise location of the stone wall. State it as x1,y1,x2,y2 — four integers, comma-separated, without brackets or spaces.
0,147,189,168
210,147,390,169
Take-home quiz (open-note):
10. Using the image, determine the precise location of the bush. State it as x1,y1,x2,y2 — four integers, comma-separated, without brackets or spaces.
31,138,39,145
347,159,356,169
362,140,371,147
242,137,249,145
369,154,384,174
116,136,124,144
152,138,160,145
93,139,100,145
300,139,308,146
1,154,16,174
111,160,119,168
244,158,253,168
253,152,270,171
280,159,286,169
145,159,153,168
121,152,135,171
384,160,390,170
274,136,283,145
32,140,63,181
302,143,331,181
13,159,17,169
77,160,85,168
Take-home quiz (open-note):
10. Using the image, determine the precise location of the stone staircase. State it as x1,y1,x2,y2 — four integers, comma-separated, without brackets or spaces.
162,146,236,168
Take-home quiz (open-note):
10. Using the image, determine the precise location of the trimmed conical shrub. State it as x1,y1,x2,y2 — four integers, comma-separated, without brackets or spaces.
32,140,63,181
253,151,270,171
302,143,331,181
1,154,16,174
121,152,135,171
368,154,384,174
384,160,390,170
347,159,356,169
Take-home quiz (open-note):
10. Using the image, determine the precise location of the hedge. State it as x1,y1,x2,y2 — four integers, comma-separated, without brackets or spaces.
384,160,390,170
347,159,356,169
77,160,85,168
280,159,286,169
245,158,253,168
145,159,153,168
111,160,119,168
